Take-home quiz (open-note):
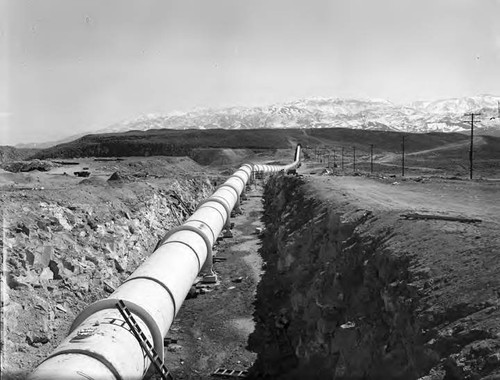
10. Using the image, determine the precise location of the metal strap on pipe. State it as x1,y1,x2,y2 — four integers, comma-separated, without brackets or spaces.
69,298,164,368
241,163,253,172
216,183,241,205
123,276,177,319
158,225,213,272
231,174,247,188
185,219,216,243
159,240,202,271
192,205,226,228
41,349,122,380
197,198,232,225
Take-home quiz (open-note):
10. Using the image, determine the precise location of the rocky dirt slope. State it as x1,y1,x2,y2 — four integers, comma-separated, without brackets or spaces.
0,147,39,165
1,169,213,379
248,174,500,380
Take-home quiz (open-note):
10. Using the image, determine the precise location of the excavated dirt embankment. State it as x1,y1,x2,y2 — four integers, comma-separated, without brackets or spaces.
1,176,213,379
248,175,500,380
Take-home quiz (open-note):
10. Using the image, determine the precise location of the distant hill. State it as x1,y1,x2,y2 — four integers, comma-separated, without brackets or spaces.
31,127,475,160
14,132,91,149
0,146,40,164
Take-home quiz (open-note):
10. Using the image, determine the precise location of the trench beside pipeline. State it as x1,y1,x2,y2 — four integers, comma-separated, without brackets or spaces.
247,174,500,380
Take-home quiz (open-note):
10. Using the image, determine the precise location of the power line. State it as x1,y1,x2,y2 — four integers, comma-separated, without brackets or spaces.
464,113,481,180
370,144,374,174
401,135,405,177
353,146,356,173
341,147,344,171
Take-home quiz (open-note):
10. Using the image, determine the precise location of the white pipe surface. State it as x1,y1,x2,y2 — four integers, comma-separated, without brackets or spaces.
28,145,301,380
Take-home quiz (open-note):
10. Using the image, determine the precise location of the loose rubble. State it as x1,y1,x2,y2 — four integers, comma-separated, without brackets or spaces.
1,173,213,378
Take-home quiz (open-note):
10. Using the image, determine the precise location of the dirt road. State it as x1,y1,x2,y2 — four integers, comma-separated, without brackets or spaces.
302,172,500,378
308,175,500,222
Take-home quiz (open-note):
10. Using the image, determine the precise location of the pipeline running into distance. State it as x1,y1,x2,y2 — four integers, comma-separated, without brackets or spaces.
28,144,301,380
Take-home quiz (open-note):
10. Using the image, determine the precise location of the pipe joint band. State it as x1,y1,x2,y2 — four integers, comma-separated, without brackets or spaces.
231,175,247,189
43,349,122,380
197,198,231,226
159,225,213,274
185,219,216,243
160,239,202,271
216,183,241,207
194,204,226,227
69,299,163,375
241,163,253,172
123,276,177,318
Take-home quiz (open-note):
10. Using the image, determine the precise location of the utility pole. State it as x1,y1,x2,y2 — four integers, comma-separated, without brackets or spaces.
353,146,356,173
370,144,374,174
464,112,481,180
341,147,344,171
401,135,405,177
333,150,336,167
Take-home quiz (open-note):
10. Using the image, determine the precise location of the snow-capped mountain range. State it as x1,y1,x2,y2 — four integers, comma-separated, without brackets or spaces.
13,95,500,149
102,95,500,136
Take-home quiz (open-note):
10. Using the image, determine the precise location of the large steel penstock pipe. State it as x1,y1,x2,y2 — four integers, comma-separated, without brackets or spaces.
28,145,301,380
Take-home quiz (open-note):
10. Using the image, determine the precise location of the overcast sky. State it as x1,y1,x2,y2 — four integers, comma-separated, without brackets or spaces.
1,0,500,145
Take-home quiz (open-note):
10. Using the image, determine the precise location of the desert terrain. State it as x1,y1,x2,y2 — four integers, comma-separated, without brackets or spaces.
1,128,500,380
